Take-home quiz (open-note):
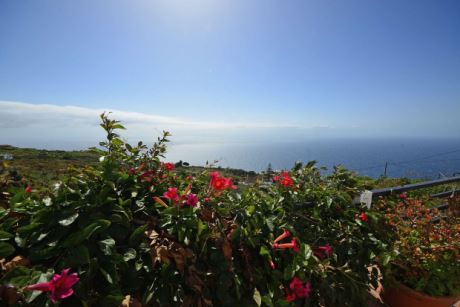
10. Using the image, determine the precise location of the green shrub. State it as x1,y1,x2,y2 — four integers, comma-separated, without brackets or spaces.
0,114,392,306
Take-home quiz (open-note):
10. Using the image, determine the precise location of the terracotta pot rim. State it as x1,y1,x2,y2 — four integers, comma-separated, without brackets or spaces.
387,281,460,301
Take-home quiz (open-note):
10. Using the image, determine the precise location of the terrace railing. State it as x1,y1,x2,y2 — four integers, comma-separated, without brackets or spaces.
356,175,460,223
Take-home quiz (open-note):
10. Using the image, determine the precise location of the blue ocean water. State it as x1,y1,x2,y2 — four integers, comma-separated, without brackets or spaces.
166,138,460,179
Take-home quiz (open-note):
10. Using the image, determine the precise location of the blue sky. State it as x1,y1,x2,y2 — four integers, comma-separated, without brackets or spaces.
1,0,459,144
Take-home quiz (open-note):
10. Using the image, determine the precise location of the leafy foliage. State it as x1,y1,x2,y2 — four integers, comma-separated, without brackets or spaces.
378,196,460,297
0,114,393,306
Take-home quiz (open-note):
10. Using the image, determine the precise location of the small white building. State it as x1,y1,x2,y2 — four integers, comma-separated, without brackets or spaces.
0,153,13,160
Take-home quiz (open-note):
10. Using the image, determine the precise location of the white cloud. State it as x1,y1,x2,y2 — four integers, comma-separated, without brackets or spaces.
1,100,311,150
0,100,280,130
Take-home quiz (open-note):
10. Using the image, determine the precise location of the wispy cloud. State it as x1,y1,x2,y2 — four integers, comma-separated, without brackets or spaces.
0,101,281,130
1,100,316,149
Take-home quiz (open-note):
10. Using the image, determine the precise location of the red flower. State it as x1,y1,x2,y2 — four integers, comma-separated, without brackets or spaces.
285,293,296,302
359,212,368,222
26,269,79,304
186,175,193,181
25,186,32,193
273,175,280,182
291,237,300,253
185,193,199,207
274,229,291,243
204,197,210,203
272,237,300,253
279,171,293,187
128,167,136,175
314,244,332,259
209,172,236,191
224,177,237,190
399,193,407,199
163,187,179,202
164,162,174,171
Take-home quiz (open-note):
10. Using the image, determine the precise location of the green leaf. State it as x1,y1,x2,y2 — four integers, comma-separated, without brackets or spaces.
98,238,115,256
197,219,207,239
100,268,113,284
0,230,14,241
259,246,270,257
123,248,137,262
26,272,52,303
65,245,90,266
283,263,295,280
301,244,312,260
0,242,15,258
253,288,262,306
29,246,59,261
59,213,79,226
381,253,391,266
17,223,42,235
129,225,147,246
261,296,274,307
62,219,111,247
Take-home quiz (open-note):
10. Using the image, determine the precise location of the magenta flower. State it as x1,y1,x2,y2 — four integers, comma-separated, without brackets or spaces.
314,244,332,259
26,268,79,303
289,277,303,291
185,193,199,207
289,277,311,299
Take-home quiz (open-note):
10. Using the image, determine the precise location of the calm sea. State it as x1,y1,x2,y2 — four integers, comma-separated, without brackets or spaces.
166,138,460,179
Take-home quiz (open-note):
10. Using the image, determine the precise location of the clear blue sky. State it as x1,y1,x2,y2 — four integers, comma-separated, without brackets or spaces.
1,0,459,136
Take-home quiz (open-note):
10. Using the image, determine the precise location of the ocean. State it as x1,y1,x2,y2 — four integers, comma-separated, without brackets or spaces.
166,138,460,179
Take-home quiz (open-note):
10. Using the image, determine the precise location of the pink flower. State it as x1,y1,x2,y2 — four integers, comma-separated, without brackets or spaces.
164,162,174,171
399,193,407,199
25,186,32,193
185,193,199,207
269,260,276,270
273,175,280,182
163,188,179,202
359,212,368,222
139,171,153,182
26,268,79,303
314,244,332,259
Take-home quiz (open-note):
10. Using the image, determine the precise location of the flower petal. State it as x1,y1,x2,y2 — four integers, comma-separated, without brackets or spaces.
27,281,53,292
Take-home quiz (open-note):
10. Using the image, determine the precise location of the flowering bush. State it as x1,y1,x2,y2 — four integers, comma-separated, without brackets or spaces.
0,114,392,306
379,196,460,297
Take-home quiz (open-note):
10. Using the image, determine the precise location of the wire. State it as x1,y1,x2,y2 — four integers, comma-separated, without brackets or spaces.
388,149,460,166
351,148,460,172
